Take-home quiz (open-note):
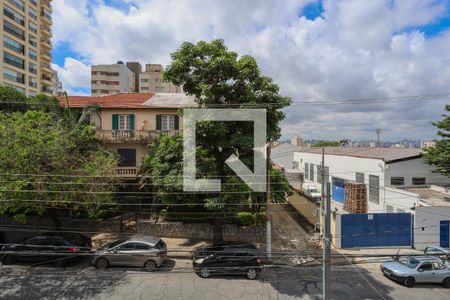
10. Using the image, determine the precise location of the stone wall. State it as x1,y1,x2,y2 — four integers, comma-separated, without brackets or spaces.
137,220,266,243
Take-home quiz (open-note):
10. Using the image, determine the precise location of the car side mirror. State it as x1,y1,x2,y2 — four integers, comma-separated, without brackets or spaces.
417,268,424,272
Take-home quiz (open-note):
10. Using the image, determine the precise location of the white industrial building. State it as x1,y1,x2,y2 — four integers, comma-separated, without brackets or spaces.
293,147,449,214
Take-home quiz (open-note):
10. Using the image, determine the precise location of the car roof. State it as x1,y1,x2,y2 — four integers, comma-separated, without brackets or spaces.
413,256,442,262
426,245,450,253
198,243,257,252
125,234,160,246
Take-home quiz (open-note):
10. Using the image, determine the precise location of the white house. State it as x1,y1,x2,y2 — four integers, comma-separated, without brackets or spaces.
293,147,449,214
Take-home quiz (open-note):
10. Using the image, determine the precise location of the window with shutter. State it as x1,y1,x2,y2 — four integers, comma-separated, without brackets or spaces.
156,114,162,130
369,175,379,204
112,114,118,130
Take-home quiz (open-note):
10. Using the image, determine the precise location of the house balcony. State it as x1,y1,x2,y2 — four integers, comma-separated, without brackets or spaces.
96,130,180,143
114,167,138,178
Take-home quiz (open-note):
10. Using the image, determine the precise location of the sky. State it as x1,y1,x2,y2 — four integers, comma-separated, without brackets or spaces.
52,0,450,142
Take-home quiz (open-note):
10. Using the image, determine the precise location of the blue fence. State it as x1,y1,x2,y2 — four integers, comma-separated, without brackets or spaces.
341,213,413,248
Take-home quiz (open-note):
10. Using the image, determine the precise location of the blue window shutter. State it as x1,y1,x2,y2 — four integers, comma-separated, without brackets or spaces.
112,114,118,130
129,114,135,130
156,114,161,130
174,115,179,130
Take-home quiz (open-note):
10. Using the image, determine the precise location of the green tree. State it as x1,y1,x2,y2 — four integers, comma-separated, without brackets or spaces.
425,105,450,177
0,86,28,113
311,141,340,147
0,90,119,221
140,135,291,220
141,40,291,232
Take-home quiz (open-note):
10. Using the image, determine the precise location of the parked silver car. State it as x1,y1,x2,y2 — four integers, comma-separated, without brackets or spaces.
92,235,167,272
380,256,450,288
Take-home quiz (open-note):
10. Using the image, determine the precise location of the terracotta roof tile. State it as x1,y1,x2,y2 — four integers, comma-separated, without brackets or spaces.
57,93,155,108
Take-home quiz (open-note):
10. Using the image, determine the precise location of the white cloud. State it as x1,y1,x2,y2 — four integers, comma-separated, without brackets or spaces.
53,0,450,140
52,58,91,92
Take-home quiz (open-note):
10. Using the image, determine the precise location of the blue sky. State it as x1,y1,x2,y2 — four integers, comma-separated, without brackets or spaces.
52,0,450,140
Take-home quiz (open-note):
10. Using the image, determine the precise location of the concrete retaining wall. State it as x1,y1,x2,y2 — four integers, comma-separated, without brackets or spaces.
137,220,266,243
0,216,121,242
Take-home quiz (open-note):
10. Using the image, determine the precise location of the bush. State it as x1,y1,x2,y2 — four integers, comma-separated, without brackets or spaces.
255,212,266,225
159,209,168,218
235,212,256,226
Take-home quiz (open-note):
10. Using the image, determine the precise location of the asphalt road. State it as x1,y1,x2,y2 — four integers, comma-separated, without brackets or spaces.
0,259,449,300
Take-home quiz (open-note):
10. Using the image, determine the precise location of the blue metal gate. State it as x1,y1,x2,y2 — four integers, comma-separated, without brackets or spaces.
440,220,450,248
332,177,345,203
341,213,413,248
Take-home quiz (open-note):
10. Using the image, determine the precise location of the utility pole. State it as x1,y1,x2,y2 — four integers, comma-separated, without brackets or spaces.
266,144,272,259
321,148,331,300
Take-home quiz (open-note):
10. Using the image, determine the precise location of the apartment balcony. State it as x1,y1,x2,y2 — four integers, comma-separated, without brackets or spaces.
40,38,52,48
41,50,52,60
42,74,52,83
40,63,53,74
113,167,138,178
41,0,52,11
40,25,52,36
41,9,52,24
96,130,180,143
41,87,53,95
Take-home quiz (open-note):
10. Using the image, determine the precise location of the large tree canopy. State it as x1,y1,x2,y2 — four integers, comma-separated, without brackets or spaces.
0,87,119,221
425,104,450,177
141,40,291,223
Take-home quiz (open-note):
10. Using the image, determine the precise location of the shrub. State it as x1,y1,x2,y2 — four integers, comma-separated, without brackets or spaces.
159,209,168,218
255,212,267,225
235,212,256,226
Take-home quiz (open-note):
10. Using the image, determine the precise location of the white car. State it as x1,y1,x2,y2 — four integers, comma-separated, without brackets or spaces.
381,256,450,288
303,185,321,201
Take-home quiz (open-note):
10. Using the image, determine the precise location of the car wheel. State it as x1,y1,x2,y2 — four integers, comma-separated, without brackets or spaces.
443,277,450,288
199,268,211,278
144,260,157,272
404,277,415,288
95,257,109,269
246,268,257,280
1,255,15,265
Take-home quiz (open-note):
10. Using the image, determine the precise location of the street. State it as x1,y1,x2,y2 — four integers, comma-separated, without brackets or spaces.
0,259,448,300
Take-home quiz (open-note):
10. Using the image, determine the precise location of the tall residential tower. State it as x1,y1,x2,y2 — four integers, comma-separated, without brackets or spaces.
0,0,53,96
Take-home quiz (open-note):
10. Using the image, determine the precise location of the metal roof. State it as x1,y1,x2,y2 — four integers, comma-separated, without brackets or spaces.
295,147,423,163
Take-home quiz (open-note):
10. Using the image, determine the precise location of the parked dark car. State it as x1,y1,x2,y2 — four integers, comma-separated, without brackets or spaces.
193,244,262,279
42,232,92,248
0,235,87,267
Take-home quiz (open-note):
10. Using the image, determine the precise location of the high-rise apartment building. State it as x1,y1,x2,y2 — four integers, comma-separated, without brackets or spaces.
139,64,180,93
51,69,62,96
91,61,136,96
126,61,141,92
0,0,53,97
291,135,304,147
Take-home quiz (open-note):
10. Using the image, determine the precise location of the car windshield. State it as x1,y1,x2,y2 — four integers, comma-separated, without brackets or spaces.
310,188,318,193
155,240,166,250
398,257,420,269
